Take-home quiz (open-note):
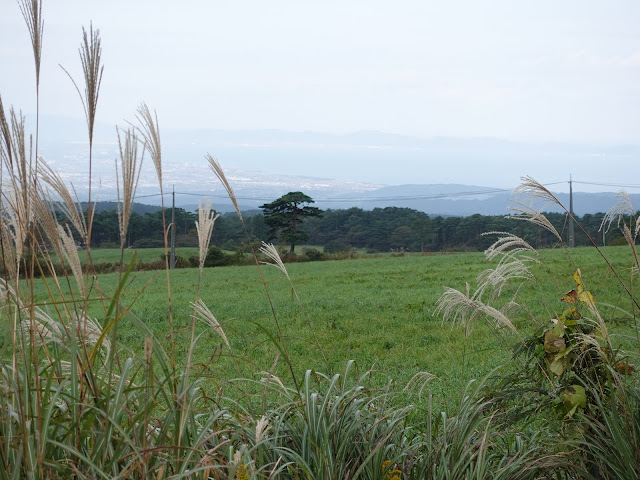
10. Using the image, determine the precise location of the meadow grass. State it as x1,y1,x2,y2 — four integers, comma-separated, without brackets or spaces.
54,246,200,264
23,246,637,414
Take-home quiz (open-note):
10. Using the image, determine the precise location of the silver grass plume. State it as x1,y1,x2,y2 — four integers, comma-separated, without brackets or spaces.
21,310,110,358
32,192,65,274
508,207,562,242
436,285,518,335
600,190,637,237
195,199,219,271
56,223,84,297
259,242,289,279
513,176,563,210
135,102,162,187
61,23,103,148
254,416,270,444
0,105,34,270
509,177,564,241
38,159,86,238
0,96,12,166
476,232,538,300
18,0,44,90
207,154,243,221
74,313,110,357
191,299,230,351
1,108,33,227
0,282,22,309
475,257,534,302
115,127,144,248
60,23,103,236
20,307,64,347
483,232,537,261
1,190,25,279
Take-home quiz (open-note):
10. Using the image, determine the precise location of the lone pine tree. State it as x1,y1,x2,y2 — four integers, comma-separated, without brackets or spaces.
260,191,323,253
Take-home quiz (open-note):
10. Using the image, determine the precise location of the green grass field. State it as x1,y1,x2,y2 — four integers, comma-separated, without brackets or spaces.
22,245,639,411
73,246,200,264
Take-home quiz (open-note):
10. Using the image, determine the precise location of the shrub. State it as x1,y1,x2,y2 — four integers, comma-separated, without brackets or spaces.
204,245,229,267
303,247,325,261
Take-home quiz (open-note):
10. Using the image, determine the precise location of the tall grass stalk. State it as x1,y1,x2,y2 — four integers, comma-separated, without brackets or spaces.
134,103,177,369
60,22,103,256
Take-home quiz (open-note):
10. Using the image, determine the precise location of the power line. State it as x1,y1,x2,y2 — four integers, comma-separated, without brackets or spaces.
92,179,640,205
573,180,640,189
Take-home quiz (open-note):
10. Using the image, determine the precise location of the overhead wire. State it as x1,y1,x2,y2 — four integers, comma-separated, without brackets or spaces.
95,179,640,205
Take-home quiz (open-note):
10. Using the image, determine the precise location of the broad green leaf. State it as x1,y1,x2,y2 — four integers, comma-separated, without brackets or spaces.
549,356,566,377
562,385,586,417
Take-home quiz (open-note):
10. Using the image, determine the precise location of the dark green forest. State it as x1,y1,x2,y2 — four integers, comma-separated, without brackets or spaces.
84,205,622,253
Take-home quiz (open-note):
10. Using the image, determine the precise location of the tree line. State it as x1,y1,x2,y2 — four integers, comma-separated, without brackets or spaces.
83,204,622,253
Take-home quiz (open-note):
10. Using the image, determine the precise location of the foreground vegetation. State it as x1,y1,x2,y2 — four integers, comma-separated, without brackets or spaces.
1,2,639,478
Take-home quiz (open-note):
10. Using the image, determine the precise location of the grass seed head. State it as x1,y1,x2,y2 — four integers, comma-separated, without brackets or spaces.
195,199,219,271
116,127,143,248
135,102,162,187
207,155,243,221
18,0,44,88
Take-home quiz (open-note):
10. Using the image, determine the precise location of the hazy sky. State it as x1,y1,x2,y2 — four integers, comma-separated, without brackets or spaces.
1,0,639,191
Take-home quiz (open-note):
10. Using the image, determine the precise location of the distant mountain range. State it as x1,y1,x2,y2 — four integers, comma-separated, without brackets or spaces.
171,180,638,218
28,116,640,217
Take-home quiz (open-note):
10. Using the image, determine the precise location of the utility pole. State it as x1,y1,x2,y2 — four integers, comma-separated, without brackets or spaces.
568,175,575,248
170,185,176,268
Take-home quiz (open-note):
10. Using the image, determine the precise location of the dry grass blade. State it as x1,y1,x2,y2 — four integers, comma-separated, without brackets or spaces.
195,199,219,271
207,154,243,221
259,242,289,279
116,127,143,248
135,102,162,186
192,299,231,351
18,0,44,88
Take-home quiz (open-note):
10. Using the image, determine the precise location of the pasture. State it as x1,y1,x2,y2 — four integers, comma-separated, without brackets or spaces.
27,244,638,411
